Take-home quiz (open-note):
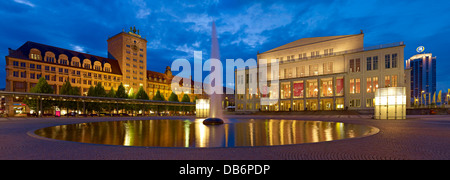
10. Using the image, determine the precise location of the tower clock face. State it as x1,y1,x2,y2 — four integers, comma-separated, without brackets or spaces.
132,45,138,51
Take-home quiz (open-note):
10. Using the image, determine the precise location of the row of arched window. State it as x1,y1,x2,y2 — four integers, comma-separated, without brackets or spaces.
29,48,112,73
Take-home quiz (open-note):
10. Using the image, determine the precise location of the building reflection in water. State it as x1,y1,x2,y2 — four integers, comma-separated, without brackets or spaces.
34,119,378,148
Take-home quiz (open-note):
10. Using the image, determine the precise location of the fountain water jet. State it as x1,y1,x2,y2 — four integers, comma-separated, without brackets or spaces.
203,21,224,125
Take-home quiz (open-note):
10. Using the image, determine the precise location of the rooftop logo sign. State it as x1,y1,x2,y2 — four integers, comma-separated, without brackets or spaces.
417,46,425,53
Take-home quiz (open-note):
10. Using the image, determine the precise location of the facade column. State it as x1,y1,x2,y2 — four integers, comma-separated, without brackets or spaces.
317,79,321,110
333,77,336,110
303,81,307,111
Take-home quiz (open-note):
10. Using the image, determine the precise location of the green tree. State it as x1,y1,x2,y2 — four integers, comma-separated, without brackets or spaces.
107,87,115,98
115,83,128,114
181,94,191,113
152,90,165,115
59,81,79,113
24,77,54,113
115,83,128,99
168,92,179,102
86,83,107,114
181,94,191,103
135,86,149,100
152,90,165,101
105,87,116,115
94,82,106,97
31,77,54,94
168,92,179,114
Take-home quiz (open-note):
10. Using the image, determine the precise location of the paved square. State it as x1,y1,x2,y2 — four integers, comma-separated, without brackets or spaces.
1,115,449,160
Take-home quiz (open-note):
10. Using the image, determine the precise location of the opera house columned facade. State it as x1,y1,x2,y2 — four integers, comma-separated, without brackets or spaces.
235,32,411,112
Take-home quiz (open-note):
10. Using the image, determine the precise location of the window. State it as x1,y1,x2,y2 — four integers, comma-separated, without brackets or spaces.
30,64,35,69
373,56,378,70
293,81,304,98
385,54,391,69
366,98,374,107
355,58,360,72
391,75,398,87
51,67,55,72
37,74,41,79
324,49,328,56
309,64,319,76
385,76,390,87
366,77,372,93
311,52,315,58
20,62,26,68
13,61,19,66
45,66,49,71
373,77,379,92
336,77,344,96
366,57,372,71
350,79,355,94
296,66,305,77
349,59,354,72
349,99,361,107
281,82,291,99
350,79,360,94
320,78,333,97
30,73,35,79
13,71,19,77
392,53,398,68
30,53,40,60
306,79,318,98
356,79,360,93
37,65,41,70
323,62,333,74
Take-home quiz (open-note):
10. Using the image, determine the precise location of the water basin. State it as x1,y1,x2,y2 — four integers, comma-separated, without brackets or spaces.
33,119,379,148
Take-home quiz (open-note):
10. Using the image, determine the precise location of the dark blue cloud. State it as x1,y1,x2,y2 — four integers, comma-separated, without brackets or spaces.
1,0,450,91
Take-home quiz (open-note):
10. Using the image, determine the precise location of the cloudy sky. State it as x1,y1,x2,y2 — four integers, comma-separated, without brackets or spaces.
1,0,450,91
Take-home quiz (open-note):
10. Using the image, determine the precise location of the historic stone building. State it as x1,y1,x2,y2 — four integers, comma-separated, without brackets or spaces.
236,32,410,112
4,28,204,115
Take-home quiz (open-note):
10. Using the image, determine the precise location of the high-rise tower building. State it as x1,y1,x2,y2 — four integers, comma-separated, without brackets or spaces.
406,53,437,105
107,27,148,93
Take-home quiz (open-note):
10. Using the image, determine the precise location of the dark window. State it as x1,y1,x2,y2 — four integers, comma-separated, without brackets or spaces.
385,54,391,69
366,57,372,71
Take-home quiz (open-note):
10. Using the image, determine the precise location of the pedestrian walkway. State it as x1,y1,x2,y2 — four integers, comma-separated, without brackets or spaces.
1,115,449,160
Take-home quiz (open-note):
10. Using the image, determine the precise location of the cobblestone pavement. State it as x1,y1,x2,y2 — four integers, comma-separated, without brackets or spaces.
1,115,449,160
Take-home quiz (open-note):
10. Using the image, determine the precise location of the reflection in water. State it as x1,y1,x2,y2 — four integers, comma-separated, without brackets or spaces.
34,119,378,148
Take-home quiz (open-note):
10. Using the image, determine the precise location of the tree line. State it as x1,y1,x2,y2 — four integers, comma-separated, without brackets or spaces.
24,77,195,116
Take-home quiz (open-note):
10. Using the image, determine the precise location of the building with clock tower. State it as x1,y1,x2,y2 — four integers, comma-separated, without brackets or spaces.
107,27,148,93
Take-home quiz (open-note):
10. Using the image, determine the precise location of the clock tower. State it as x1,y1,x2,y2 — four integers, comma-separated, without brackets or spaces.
107,26,147,94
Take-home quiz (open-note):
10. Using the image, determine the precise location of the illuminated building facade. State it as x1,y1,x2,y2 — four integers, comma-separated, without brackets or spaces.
236,32,411,111
4,28,204,115
405,53,437,105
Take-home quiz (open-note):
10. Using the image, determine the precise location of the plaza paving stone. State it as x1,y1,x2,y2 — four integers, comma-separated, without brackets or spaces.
0,115,449,160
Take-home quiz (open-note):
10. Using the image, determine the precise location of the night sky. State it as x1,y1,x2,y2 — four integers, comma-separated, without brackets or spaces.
1,0,449,91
